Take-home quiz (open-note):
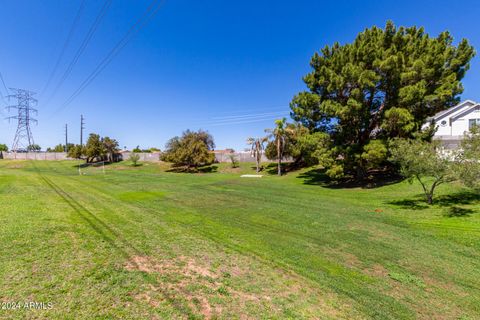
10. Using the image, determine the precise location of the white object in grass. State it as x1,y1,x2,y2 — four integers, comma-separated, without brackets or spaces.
240,174,263,178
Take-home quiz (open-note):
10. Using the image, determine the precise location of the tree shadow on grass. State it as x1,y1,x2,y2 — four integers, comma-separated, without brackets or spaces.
446,206,475,217
265,162,316,176
198,165,218,173
388,191,479,217
387,197,430,210
166,165,218,173
298,168,403,189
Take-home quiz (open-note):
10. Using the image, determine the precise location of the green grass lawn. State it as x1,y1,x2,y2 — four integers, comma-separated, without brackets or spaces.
0,160,479,319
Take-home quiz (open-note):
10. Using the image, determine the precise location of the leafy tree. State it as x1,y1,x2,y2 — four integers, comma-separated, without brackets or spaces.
265,118,293,175
67,144,84,159
102,137,119,163
129,153,140,166
27,144,41,152
0,144,7,159
48,143,74,152
247,137,267,173
54,144,65,152
265,122,330,167
85,134,106,163
389,139,453,204
455,126,480,191
291,21,475,179
161,130,215,170
132,145,142,153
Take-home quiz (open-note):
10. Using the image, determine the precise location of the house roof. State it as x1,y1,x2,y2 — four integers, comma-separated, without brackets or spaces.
451,103,480,121
428,100,477,122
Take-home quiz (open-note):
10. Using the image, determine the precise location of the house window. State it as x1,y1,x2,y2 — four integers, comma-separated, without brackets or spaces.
469,119,480,130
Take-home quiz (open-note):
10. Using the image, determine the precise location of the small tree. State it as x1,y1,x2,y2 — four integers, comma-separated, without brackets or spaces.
247,137,267,173
390,139,454,204
161,130,215,170
129,153,140,166
265,118,294,176
456,126,480,190
228,154,239,168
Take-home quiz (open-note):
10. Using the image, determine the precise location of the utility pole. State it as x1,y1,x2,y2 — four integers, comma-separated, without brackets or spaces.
65,124,68,152
80,114,85,146
5,88,38,152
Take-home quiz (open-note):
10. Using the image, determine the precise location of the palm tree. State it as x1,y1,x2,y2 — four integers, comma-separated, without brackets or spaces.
247,137,267,173
265,118,291,176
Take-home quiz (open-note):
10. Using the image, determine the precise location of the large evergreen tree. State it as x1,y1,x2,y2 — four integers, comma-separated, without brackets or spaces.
290,21,475,178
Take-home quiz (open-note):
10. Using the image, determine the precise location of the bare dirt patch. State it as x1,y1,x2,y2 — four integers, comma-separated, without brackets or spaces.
363,263,389,278
6,163,25,169
126,255,227,319
124,253,350,319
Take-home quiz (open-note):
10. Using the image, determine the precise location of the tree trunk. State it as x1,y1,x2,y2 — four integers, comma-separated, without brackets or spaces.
426,193,433,205
356,165,365,180
256,155,260,173
277,138,281,176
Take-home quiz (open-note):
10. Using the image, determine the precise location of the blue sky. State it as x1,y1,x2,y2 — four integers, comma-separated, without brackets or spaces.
0,0,479,151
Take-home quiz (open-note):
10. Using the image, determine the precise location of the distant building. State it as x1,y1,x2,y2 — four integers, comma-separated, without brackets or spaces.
423,100,480,149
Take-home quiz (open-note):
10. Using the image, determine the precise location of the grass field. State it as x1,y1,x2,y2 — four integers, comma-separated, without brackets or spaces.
0,160,479,319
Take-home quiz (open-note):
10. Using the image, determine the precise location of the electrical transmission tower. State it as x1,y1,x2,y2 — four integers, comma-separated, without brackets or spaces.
5,88,38,152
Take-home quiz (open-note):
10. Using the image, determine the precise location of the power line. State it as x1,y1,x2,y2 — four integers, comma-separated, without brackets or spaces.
0,72,9,118
0,72,9,96
44,0,113,106
51,0,164,116
203,117,288,127
0,71,9,105
211,111,290,121
40,0,87,98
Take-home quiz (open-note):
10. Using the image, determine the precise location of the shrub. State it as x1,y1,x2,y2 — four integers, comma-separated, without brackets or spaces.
228,154,239,168
129,153,140,166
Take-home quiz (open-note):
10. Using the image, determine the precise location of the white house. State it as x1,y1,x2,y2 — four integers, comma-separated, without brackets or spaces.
423,100,480,149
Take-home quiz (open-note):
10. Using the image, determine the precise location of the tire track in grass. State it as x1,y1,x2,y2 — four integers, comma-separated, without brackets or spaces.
32,163,196,318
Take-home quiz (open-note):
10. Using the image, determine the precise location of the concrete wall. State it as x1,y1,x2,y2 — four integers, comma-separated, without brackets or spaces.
121,152,161,162
214,152,271,163
2,152,69,160
1,151,275,163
